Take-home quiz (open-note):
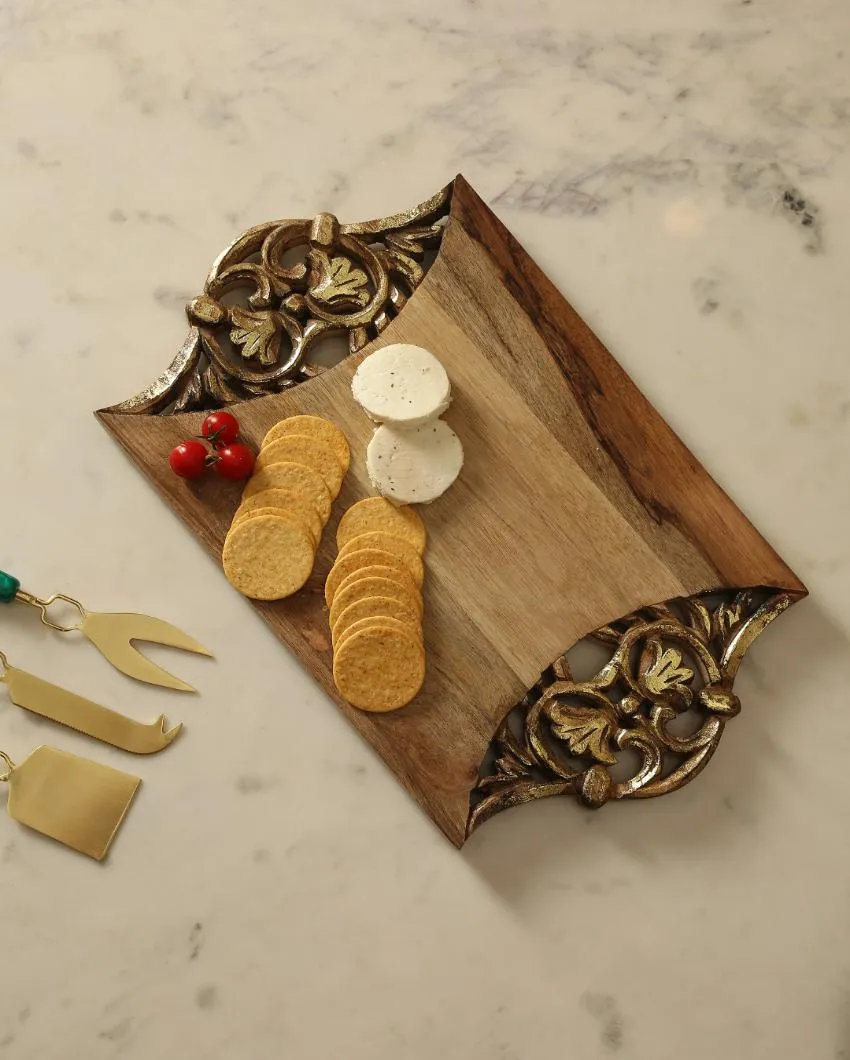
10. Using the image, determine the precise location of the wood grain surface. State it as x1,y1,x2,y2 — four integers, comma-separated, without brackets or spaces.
98,176,805,846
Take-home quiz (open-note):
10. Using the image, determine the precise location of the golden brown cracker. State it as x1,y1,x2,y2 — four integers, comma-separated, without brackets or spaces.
325,552,417,607
236,487,323,541
328,575,422,629
335,615,422,651
331,595,422,646
262,415,350,471
242,462,332,521
333,625,425,712
338,532,424,587
255,434,344,495
336,498,426,553
222,514,315,600
333,567,423,614
232,505,318,548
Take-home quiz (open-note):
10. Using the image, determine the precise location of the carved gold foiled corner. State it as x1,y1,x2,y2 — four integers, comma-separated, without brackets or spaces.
105,186,452,416
468,589,794,836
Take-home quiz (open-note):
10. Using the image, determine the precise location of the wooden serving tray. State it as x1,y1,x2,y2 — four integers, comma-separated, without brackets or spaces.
98,176,805,846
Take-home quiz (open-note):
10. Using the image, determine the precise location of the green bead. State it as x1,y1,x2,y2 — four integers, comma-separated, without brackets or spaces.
0,570,20,604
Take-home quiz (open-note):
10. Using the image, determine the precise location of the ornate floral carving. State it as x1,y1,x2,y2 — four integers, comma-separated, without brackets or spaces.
468,589,794,835
107,187,452,415
229,307,280,366
309,253,371,309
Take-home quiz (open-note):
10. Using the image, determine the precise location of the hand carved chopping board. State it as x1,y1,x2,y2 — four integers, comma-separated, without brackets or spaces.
98,176,805,846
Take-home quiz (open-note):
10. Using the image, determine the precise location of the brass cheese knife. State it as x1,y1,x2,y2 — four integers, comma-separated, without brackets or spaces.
0,651,182,753
0,568,212,693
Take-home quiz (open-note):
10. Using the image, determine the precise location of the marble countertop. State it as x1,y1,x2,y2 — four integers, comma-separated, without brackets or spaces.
1,1,849,1057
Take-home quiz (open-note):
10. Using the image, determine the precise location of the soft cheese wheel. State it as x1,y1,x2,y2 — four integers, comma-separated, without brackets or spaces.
351,344,451,428
366,420,463,504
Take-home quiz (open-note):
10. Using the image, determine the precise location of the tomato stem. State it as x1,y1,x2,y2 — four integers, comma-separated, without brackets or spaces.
197,430,218,445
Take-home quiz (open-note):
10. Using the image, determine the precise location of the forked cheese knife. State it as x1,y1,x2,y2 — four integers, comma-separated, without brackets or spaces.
0,567,212,692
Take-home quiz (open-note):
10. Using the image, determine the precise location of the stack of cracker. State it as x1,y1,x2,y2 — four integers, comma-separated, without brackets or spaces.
222,415,349,600
325,498,427,713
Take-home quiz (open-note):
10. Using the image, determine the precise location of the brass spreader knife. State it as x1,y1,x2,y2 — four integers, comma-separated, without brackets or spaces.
0,568,212,693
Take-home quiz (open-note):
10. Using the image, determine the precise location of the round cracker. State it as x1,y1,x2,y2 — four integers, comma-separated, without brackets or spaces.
223,514,315,600
336,497,426,553
233,505,318,548
262,415,350,471
236,488,323,541
243,462,332,521
333,567,423,614
337,532,424,586
238,487,321,517
331,594,423,647
255,435,344,496
325,549,417,606
333,625,425,712
336,615,422,651
329,575,422,629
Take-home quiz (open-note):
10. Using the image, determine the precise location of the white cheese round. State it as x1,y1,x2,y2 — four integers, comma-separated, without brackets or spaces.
366,420,464,504
351,344,451,428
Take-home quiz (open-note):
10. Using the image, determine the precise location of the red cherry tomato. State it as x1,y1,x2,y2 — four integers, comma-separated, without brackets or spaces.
214,443,255,480
201,410,240,446
169,440,208,479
